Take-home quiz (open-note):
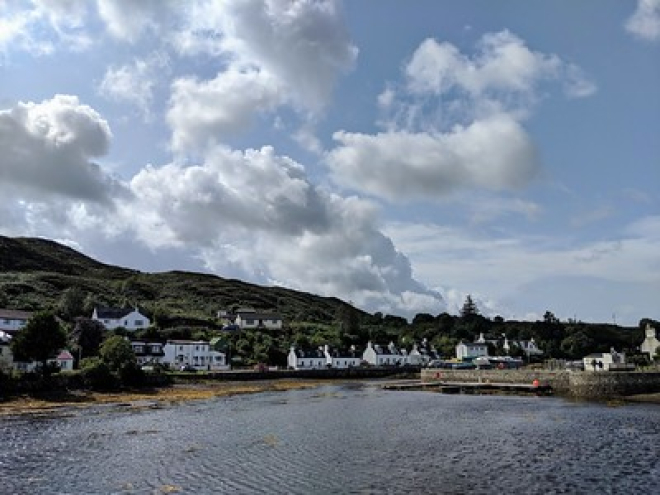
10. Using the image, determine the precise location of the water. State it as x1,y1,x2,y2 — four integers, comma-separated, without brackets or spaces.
1,382,659,494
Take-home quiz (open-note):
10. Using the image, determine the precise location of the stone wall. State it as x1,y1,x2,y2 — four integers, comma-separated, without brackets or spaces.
568,372,660,400
420,369,570,394
421,368,660,399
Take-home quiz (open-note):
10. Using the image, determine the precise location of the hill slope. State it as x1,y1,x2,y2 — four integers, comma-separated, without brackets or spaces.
0,235,358,324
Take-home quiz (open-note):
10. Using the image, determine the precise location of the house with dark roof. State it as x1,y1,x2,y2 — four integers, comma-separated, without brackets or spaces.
92,307,150,331
324,345,363,369
130,341,165,366
456,341,488,360
288,346,327,370
362,341,405,367
0,309,33,334
235,310,283,330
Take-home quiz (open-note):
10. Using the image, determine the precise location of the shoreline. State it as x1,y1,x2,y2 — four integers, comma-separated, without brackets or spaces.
0,379,341,417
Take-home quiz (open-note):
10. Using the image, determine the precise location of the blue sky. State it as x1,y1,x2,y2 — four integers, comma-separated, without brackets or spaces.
0,1,658,326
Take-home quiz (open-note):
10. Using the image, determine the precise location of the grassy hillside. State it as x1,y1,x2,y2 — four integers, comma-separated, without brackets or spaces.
0,235,359,325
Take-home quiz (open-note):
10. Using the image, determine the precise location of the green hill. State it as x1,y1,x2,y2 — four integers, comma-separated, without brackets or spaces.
0,235,359,325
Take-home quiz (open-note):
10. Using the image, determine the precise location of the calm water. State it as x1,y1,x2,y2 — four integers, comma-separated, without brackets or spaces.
1,382,659,494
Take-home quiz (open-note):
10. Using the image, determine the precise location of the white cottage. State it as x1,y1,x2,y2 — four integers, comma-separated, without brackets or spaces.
0,330,13,371
641,324,660,358
288,346,327,370
163,340,228,371
324,345,362,369
0,309,32,334
235,311,283,330
92,307,151,331
456,341,488,360
55,350,74,371
583,350,634,372
362,342,405,367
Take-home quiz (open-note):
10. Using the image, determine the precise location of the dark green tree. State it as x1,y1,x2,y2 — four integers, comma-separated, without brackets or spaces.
10,311,67,375
58,286,86,321
71,318,106,360
99,335,135,371
460,295,479,319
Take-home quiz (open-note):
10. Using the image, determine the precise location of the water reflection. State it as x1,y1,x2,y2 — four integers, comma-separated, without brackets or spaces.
1,384,659,494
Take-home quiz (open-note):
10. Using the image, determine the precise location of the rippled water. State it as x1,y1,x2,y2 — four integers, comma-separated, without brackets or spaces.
1,383,659,494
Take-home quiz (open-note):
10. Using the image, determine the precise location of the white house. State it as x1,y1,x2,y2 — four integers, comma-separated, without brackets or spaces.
163,340,228,371
0,309,32,334
288,346,327,370
0,330,13,371
456,341,489,360
55,350,74,371
641,324,660,358
92,307,151,331
235,310,283,330
583,350,633,372
324,345,362,369
130,341,165,366
362,342,405,367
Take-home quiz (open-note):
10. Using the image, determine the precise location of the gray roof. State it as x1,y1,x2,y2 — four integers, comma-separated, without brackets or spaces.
0,309,33,320
95,307,139,319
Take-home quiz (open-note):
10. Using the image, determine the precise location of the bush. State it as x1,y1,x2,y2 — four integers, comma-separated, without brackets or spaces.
118,362,145,387
80,357,117,391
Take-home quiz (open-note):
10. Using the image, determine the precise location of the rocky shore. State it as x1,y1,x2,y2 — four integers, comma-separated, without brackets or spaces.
0,379,332,416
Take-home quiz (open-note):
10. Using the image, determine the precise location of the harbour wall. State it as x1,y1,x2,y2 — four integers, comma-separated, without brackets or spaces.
420,369,660,399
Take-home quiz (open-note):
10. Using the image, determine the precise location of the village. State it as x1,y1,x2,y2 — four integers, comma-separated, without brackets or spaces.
1,305,658,377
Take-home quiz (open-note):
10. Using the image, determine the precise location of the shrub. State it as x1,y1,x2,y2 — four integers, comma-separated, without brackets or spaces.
80,357,117,391
118,362,145,387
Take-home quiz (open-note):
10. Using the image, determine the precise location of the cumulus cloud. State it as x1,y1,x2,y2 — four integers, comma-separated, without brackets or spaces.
327,30,594,201
99,52,170,119
168,68,285,151
167,0,357,154
0,1,91,56
174,0,357,112
625,0,660,41
327,113,538,201
114,145,441,315
0,95,121,203
405,31,594,105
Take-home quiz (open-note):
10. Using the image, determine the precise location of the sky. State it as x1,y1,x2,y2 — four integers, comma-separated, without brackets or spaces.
0,0,658,326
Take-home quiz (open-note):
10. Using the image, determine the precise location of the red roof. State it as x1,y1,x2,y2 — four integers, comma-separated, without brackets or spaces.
57,350,74,360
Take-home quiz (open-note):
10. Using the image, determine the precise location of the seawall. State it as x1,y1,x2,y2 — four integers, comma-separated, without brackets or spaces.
420,369,660,399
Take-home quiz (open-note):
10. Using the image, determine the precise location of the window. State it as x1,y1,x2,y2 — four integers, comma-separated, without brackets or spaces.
135,320,143,326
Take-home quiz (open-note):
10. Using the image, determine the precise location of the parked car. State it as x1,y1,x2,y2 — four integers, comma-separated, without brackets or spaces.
180,365,196,372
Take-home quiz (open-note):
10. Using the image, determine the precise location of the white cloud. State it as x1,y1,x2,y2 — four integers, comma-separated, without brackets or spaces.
327,30,595,202
99,52,170,119
626,0,660,41
117,145,442,316
385,219,660,323
0,1,92,57
96,0,177,42
174,0,357,113
404,31,594,103
0,95,121,203
327,113,538,201
168,67,284,151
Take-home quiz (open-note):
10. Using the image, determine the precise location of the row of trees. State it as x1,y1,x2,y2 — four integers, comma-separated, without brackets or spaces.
8,311,144,389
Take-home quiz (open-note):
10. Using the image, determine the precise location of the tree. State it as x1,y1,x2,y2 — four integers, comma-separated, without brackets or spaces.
10,311,67,375
71,318,106,360
58,286,86,321
99,335,135,371
460,295,479,319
